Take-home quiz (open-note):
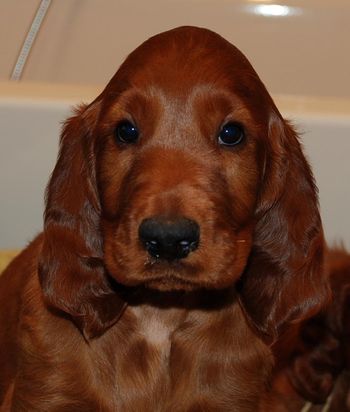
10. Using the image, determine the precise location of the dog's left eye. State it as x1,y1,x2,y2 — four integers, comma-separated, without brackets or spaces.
218,123,245,146
115,121,139,144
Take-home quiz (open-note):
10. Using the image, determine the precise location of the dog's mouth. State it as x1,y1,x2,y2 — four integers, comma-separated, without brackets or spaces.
144,274,201,291
139,257,205,291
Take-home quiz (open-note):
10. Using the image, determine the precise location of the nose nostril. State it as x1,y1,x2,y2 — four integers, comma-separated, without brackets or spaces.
144,240,161,259
138,217,200,260
178,239,199,258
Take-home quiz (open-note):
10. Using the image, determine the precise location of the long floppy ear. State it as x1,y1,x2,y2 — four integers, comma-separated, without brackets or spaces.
238,112,331,342
39,104,126,339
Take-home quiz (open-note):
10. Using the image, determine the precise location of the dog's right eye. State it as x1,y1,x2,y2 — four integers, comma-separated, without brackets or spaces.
115,121,139,144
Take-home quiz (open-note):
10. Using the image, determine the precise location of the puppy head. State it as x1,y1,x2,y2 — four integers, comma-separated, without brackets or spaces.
39,27,329,339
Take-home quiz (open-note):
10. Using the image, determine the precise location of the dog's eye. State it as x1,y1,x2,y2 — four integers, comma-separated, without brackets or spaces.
115,121,139,144
218,123,244,146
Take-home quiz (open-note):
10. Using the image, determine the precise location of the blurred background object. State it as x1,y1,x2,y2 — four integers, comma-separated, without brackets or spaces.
1,0,350,98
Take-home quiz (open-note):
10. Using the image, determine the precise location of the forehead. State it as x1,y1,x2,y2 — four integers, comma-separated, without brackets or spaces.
105,84,251,131
102,27,273,122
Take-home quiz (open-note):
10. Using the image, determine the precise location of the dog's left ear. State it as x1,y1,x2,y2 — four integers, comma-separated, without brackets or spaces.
238,112,331,342
39,103,126,340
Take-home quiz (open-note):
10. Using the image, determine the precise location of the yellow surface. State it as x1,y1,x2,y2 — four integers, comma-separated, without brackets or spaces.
0,250,19,273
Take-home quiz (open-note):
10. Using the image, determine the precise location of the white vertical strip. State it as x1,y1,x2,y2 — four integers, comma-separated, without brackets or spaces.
10,0,52,81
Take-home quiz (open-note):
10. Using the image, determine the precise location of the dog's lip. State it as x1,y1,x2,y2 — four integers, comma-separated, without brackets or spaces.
144,255,199,272
144,274,200,289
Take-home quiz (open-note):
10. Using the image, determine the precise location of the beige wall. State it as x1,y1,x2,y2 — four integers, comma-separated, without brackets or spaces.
1,0,350,98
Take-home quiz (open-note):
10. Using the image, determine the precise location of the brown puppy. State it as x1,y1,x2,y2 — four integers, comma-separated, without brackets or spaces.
0,27,329,411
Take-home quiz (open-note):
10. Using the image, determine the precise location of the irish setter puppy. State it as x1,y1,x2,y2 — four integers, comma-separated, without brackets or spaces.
0,26,331,411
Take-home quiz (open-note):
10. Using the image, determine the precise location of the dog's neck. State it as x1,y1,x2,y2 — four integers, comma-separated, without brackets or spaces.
96,284,272,411
120,285,243,357
125,285,237,311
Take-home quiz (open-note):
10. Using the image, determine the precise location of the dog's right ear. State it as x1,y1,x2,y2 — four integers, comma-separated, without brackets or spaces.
39,103,126,340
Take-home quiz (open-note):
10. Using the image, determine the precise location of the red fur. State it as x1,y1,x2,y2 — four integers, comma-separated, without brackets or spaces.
0,26,333,411
268,249,350,411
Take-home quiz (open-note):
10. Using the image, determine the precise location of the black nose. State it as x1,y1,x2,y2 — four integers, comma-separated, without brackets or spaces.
138,217,200,260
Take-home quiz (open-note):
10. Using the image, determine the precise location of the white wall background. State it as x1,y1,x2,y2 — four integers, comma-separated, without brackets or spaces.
1,0,350,98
